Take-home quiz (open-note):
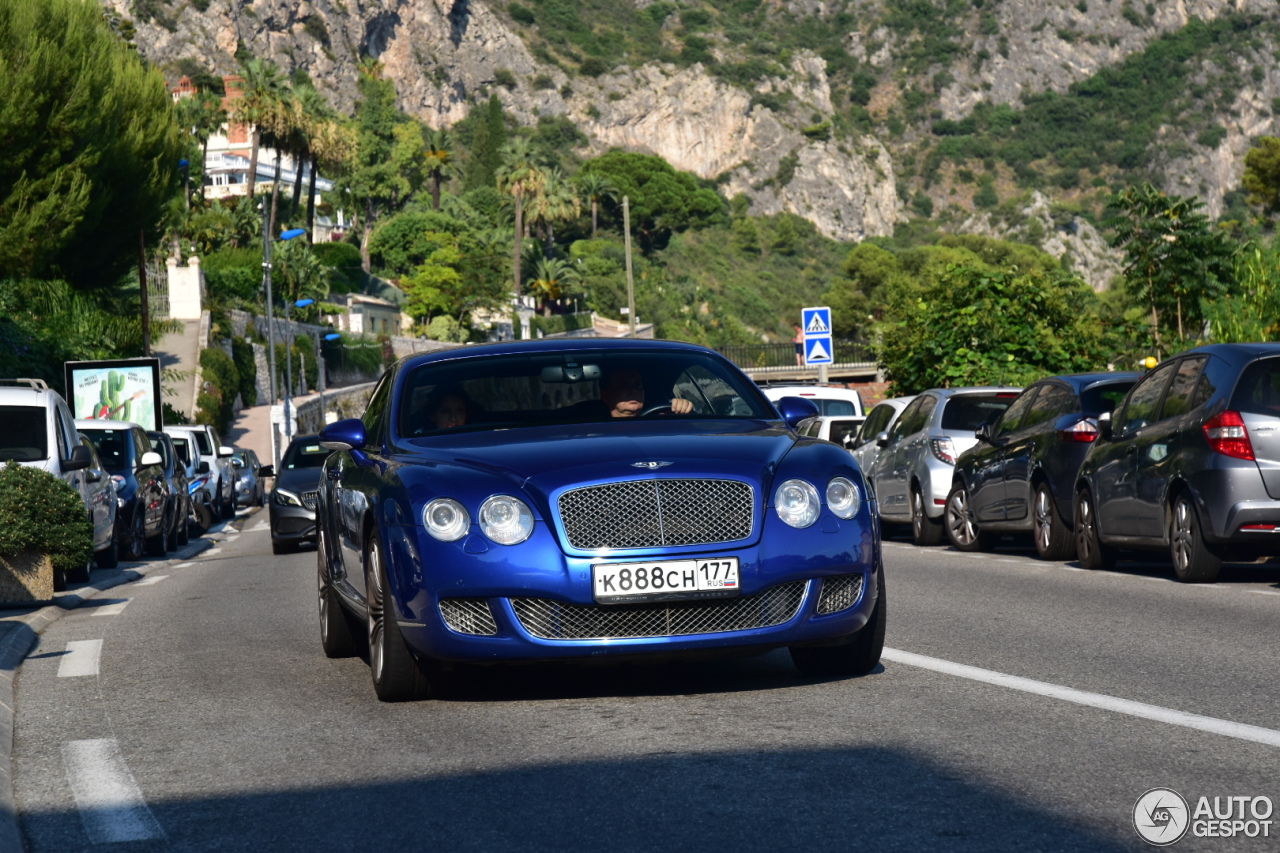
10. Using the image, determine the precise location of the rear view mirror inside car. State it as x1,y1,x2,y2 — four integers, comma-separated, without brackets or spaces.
540,363,601,383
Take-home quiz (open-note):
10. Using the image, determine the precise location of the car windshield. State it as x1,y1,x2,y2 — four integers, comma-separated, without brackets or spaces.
398,350,774,437
81,429,132,472
0,405,48,461
282,440,331,469
940,394,1019,431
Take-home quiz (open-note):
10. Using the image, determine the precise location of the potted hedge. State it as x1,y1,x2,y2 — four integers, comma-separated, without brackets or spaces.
0,461,93,603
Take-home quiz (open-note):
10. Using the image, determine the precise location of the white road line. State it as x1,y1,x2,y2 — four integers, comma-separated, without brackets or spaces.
93,600,130,617
134,575,168,586
882,647,1280,748
173,562,194,568
1250,590,1280,596
57,640,103,678
247,522,269,532
204,548,221,556
62,739,165,843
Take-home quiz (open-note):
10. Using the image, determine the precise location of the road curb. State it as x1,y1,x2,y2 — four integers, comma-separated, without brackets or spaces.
0,521,232,852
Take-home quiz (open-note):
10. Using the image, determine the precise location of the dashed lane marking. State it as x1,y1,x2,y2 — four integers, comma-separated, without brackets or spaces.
172,562,194,568
882,647,1280,748
92,600,130,617
1250,590,1280,596
246,521,269,532
57,640,103,678
62,739,165,843
204,548,221,556
134,574,168,586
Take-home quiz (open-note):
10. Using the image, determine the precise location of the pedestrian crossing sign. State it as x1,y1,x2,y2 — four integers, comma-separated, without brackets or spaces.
802,306,832,336
804,337,833,364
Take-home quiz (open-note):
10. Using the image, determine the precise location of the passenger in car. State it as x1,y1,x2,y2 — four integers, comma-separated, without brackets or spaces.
568,367,695,419
430,387,470,430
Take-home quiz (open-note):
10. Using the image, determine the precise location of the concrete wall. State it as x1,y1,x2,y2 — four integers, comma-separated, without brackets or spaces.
167,257,204,321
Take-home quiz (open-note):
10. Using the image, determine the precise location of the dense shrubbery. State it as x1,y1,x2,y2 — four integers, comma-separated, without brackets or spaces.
196,346,239,434
0,461,93,574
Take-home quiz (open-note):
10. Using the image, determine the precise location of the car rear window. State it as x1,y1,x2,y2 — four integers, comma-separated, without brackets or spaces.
827,419,862,445
1231,357,1280,416
940,394,1018,431
0,405,48,462
815,399,859,417
1080,381,1137,417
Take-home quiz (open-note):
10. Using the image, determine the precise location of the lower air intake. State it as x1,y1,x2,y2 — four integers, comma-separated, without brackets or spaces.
816,574,864,615
439,598,499,636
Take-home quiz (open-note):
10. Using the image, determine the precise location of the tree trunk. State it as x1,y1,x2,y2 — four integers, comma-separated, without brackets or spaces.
360,201,374,273
248,127,261,200
306,154,318,244
269,150,283,240
200,137,209,202
513,193,523,298
591,199,598,238
545,221,555,258
431,170,442,211
290,146,305,219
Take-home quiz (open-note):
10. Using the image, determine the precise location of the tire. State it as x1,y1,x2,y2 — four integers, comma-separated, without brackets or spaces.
318,531,357,658
790,571,886,677
194,503,215,536
67,560,91,584
123,506,146,562
910,484,944,546
944,483,994,552
366,528,437,701
95,531,119,570
1170,492,1222,583
1032,482,1074,561
1074,489,1117,571
145,508,168,557
176,507,190,547
221,484,235,520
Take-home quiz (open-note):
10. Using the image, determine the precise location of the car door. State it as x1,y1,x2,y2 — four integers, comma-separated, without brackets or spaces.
871,398,923,518
876,395,936,519
1132,357,1205,538
332,375,393,604
851,402,894,472
1095,362,1177,537
53,399,85,501
135,429,167,532
968,386,1040,523
1002,384,1074,522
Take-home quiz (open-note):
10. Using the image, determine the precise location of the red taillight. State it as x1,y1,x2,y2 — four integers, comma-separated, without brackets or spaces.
1204,410,1254,460
1058,419,1099,443
1240,523,1278,531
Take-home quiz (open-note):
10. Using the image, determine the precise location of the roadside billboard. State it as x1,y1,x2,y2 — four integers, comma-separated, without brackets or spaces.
64,358,164,430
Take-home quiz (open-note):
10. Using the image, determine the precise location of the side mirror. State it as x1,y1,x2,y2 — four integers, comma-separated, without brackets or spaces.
63,444,93,472
218,445,234,458
257,465,275,478
975,422,993,443
232,458,244,468
775,396,820,430
875,431,890,448
1097,411,1113,441
197,461,210,474
320,418,367,452
139,451,163,468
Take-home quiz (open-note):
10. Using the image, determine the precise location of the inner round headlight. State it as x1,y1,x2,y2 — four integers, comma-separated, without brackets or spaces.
423,498,470,541
826,477,861,519
774,479,820,528
479,495,534,545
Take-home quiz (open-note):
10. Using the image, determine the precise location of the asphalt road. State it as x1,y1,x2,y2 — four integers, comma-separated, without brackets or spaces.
12,513,1280,852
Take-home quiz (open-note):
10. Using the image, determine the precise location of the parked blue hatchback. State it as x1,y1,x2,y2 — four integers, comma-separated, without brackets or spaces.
315,339,885,701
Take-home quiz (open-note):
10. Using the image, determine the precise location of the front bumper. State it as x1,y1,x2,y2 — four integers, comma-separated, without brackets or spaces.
270,503,316,544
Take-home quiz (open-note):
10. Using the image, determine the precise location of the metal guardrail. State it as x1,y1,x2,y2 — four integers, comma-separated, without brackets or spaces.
715,340,876,372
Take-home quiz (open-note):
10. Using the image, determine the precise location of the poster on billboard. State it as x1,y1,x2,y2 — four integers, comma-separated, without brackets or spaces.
63,358,164,430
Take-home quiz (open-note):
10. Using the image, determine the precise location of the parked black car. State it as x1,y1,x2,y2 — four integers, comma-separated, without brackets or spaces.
77,420,171,560
945,372,1141,558
148,430,191,550
269,435,333,555
232,448,268,508
1074,344,1280,582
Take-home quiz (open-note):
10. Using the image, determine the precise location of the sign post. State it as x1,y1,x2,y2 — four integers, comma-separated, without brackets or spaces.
801,306,833,384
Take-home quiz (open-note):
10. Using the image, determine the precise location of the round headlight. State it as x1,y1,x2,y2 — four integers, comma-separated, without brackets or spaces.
774,479,820,528
423,498,470,541
826,477,861,519
479,495,534,545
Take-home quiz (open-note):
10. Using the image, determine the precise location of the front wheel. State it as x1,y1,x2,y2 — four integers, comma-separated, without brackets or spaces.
318,531,357,657
945,484,993,552
123,507,145,562
1074,489,1116,571
910,485,944,546
367,529,438,701
145,508,168,557
1032,483,1074,561
95,530,119,570
1170,493,1222,583
790,571,886,677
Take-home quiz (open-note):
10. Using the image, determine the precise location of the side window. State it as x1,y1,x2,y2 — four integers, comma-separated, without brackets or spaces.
889,398,925,442
1024,386,1075,431
996,386,1040,436
797,417,818,437
54,403,74,460
860,404,892,441
363,373,393,438
1159,357,1206,420
912,396,938,434
1116,362,1177,435
134,429,151,459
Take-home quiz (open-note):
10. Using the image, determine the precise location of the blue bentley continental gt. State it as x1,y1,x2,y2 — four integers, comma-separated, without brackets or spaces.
315,339,885,701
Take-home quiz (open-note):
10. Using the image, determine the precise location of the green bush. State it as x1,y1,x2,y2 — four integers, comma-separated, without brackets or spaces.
0,461,93,573
231,337,258,406
196,345,240,434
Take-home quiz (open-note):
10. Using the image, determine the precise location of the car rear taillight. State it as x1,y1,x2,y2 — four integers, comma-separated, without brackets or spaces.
1204,411,1254,460
1240,523,1278,531
1057,418,1099,443
929,437,957,464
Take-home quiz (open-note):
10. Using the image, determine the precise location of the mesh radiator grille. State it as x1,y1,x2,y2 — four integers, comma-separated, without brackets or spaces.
511,581,806,640
557,478,754,549
439,598,499,636
816,574,864,615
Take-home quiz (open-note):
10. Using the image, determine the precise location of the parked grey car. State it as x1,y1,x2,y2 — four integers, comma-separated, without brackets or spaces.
232,448,267,508
849,396,915,479
868,387,1021,545
1075,344,1280,582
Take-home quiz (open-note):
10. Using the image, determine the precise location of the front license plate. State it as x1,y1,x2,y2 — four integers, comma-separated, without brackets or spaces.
593,557,740,604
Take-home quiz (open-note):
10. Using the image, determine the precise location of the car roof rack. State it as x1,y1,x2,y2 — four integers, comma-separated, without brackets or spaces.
0,377,50,391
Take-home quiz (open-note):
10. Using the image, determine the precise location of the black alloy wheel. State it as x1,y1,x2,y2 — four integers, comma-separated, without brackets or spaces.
1170,492,1223,583
366,528,437,701
910,485,945,546
790,570,886,677
1032,483,1074,561
1074,489,1116,571
945,484,992,552
124,506,146,562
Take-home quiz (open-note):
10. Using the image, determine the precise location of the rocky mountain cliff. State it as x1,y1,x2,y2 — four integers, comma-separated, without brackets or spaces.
113,0,1280,288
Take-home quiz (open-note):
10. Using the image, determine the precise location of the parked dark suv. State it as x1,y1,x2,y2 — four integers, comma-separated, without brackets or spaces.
945,372,1140,559
1074,344,1280,582
77,420,171,560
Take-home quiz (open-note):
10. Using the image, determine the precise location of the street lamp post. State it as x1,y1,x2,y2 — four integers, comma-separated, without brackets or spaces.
321,329,340,424
284,296,315,445
263,226,307,469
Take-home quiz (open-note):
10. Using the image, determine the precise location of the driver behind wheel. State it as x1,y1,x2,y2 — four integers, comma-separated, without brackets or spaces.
599,367,693,418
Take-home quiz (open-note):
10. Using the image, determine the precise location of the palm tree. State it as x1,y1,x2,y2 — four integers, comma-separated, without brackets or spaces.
527,256,581,315
175,89,226,203
308,116,356,240
527,167,581,256
575,172,618,238
495,138,547,298
423,127,455,211
233,58,288,203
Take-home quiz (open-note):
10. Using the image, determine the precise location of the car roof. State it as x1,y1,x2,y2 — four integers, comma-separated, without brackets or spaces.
917,386,1022,398
76,418,142,430
1031,371,1143,391
398,337,715,370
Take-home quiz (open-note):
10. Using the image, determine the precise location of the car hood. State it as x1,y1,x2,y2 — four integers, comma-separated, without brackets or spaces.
275,467,323,495
406,421,796,499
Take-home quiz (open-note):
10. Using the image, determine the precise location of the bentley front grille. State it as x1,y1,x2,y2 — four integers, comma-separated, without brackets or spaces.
439,598,499,636
511,581,805,640
557,478,754,550
816,574,864,615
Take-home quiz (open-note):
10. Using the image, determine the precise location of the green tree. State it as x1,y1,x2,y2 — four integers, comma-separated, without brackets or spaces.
0,0,183,286
575,172,618,238
1206,243,1280,342
464,95,507,191
495,138,547,297
527,256,581,314
423,126,455,211
1242,136,1280,217
579,150,725,249
526,167,581,255
232,57,288,208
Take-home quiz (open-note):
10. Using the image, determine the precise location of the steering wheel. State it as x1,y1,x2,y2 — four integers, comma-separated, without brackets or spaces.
639,404,674,418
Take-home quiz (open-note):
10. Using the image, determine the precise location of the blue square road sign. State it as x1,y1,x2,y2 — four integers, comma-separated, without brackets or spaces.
802,307,832,337
804,337,833,365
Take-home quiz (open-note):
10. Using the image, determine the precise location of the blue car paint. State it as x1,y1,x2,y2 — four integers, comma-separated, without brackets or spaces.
318,338,881,665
